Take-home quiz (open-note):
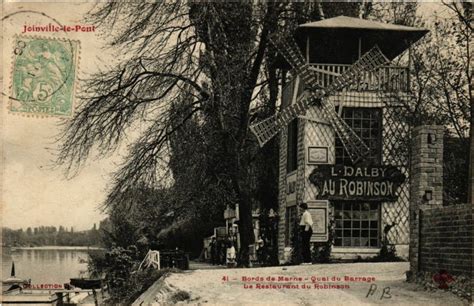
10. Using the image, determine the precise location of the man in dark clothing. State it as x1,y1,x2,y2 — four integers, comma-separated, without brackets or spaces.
209,237,217,265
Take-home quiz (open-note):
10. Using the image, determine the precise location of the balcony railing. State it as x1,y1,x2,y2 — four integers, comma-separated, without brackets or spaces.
281,64,409,109
309,63,409,92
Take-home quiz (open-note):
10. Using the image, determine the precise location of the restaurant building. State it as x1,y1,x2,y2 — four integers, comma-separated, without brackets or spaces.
276,16,428,261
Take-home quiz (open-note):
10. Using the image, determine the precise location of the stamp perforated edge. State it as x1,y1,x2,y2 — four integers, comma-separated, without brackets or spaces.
8,34,82,119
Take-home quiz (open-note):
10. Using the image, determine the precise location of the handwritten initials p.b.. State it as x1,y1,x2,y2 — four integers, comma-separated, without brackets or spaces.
366,284,391,300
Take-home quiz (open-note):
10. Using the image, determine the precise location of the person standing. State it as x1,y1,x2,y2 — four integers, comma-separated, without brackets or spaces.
226,235,237,268
209,237,217,265
299,202,313,264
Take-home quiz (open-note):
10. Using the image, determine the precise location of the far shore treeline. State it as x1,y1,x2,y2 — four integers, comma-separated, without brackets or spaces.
2,223,104,247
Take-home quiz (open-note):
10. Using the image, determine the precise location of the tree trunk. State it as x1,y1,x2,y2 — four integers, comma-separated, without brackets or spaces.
467,3,473,205
469,93,473,205
237,184,255,267
231,145,254,267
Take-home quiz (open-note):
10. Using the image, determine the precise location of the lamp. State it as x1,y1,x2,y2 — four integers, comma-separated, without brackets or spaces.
423,190,433,201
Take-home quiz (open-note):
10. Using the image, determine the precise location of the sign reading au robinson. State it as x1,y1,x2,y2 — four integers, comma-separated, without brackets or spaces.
309,165,406,202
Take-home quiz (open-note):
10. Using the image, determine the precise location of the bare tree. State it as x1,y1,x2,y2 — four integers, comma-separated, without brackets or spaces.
441,1,473,202
57,2,285,265
370,3,472,203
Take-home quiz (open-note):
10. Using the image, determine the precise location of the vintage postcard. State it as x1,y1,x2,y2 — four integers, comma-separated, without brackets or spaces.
1,1,472,305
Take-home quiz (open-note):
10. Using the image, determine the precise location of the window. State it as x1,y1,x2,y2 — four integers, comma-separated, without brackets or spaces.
285,206,297,246
334,202,380,247
287,119,298,173
333,108,383,248
335,108,382,165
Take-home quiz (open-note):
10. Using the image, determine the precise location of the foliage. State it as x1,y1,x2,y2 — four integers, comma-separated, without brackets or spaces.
88,245,174,304
375,218,405,262
255,212,279,266
407,11,471,134
356,221,405,263
355,242,405,263
99,184,225,258
56,2,272,266
95,246,138,300
368,2,419,26
373,3,472,138
311,220,335,263
289,220,302,265
370,3,472,203
2,225,102,247
404,4,472,203
376,243,404,262
99,186,174,252
443,136,469,205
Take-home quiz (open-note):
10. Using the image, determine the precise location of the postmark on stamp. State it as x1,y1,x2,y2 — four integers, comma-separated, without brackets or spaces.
9,35,80,117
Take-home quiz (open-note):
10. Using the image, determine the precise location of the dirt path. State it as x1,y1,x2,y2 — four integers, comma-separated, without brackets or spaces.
134,262,469,305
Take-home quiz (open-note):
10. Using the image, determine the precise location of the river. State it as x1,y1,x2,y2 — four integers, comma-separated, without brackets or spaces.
2,247,101,285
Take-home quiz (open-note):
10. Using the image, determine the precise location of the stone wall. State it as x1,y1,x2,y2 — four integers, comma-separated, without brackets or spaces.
418,205,473,276
409,204,473,300
409,125,444,272
409,125,473,299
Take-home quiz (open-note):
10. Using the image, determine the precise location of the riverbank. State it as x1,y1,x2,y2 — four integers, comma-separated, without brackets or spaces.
8,246,104,250
134,262,469,305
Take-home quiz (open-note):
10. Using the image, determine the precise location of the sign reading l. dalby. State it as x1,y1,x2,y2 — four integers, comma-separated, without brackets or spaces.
309,165,405,202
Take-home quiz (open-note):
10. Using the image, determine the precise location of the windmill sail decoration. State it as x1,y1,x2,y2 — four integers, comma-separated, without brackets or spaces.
250,34,389,163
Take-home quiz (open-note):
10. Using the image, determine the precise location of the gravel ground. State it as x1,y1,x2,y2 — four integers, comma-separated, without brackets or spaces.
134,262,470,306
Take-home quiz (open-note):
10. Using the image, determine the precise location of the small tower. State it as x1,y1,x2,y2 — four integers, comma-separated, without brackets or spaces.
276,16,428,262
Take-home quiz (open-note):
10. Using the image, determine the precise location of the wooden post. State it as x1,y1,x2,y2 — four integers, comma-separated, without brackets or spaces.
469,98,473,205
417,209,422,272
92,288,98,306
100,281,105,299
358,37,362,59
306,36,310,64
56,292,64,306
407,46,412,92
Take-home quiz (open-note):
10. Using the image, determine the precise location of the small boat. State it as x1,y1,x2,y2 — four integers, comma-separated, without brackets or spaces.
69,278,102,289
2,262,106,305
3,287,102,305
2,262,29,292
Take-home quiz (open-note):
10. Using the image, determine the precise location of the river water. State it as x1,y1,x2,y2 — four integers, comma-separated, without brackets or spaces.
2,247,96,285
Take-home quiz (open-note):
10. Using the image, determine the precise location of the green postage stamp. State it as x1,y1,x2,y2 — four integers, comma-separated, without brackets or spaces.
10,36,80,117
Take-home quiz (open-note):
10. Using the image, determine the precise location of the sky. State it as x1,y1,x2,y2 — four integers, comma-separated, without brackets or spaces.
1,1,120,231
0,2,451,232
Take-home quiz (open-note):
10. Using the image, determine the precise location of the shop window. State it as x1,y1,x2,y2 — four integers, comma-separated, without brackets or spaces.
335,107,382,165
287,119,298,173
285,206,297,246
334,202,380,247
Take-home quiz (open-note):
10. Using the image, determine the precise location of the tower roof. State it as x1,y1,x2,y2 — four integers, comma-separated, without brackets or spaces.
298,15,426,32
295,16,428,62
